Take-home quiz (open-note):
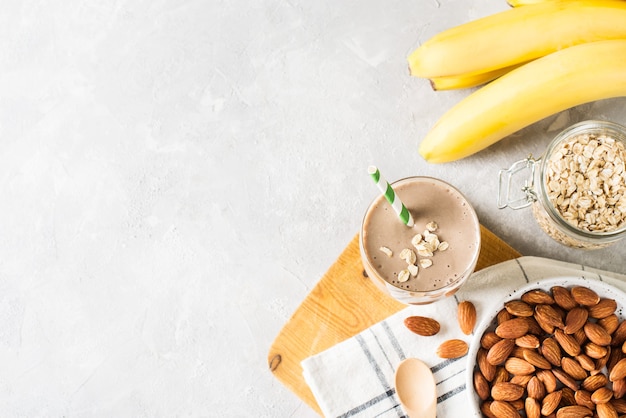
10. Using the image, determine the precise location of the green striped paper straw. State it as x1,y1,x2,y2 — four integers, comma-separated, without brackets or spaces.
367,165,414,227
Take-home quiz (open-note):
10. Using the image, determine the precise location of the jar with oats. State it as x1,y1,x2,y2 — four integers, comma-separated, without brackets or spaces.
498,120,626,249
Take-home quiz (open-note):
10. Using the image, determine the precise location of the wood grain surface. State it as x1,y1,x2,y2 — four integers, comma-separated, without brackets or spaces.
267,225,521,415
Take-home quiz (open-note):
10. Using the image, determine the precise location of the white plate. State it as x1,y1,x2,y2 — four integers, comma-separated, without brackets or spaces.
465,275,626,416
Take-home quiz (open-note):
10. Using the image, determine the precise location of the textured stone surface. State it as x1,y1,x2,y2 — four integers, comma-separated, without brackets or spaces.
0,0,625,416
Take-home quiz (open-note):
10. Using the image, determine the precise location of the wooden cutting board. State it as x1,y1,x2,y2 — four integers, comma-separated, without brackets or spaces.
267,225,521,415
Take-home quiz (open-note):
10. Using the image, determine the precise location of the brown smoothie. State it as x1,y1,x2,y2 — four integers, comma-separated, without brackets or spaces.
360,177,480,299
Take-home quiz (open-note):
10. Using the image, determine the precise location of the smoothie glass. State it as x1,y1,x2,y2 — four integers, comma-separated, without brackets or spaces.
359,176,481,305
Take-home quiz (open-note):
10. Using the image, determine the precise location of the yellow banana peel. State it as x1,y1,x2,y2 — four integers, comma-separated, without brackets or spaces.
429,63,525,91
507,0,624,6
408,1,626,78
507,0,558,6
418,40,626,163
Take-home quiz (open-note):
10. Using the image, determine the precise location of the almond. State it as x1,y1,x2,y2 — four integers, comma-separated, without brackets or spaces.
481,401,499,418
611,398,626,413
612,321,626,347
552,286,578,310
553,368,579,392
582,373,608,392
474,370,491,400
436,339,468,359
585,342,609,359
564,307,589,334
609,358,626,382
602,348,617,372
491,381,525,401
505,357,535,376
535,304,564,331
561,387,576,407
612,377,626,399
493,366,510,385
525,397,541,418
404,316,440,336
599,314,620,335
562,357,588,381
606,346,620,373
527,376,546,400
497,308,514,325
541,390,562,416
592,387,614,404
574,389,595,410
537,369,558,393
510,399,525,412
596,350,611,372
522,289,555,305
510,345,525,360
488,338,516,366
478,348,497,382
525,317,544,335
585,322,612,346
541,337,563,367
523,348,552,370
481,331,503,350
458,300,477,335
589,298,617,319
574,327,588,346
571,286,601,306
496,318,530,339
552,304,567,323
596,402,619,418
555,405,594,418
505,300,534,317
555,329,582,356
575,354,596,372
534,318,555,334
490,400,522,418
516,334,540,349
509,374,532,387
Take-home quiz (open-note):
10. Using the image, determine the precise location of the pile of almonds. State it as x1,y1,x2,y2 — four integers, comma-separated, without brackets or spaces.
474,285,626,418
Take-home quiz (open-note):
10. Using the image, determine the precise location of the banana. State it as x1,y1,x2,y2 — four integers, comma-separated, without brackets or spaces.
418,40,626,163
507,0,546,5
508,0,624,7
429,63,525,91
408,1,626,78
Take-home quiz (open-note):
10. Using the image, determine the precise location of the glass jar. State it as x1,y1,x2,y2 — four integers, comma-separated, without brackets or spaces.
498,120,626,249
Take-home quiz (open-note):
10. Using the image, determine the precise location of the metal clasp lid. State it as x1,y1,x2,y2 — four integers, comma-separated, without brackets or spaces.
497,156,540,210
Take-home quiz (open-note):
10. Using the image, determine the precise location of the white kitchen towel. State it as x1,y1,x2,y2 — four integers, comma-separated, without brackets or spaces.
301,256,626,418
